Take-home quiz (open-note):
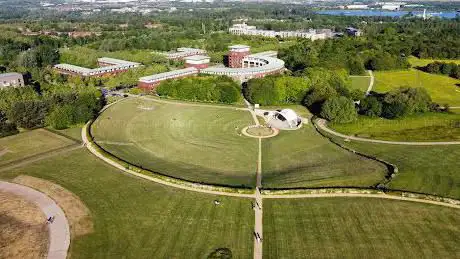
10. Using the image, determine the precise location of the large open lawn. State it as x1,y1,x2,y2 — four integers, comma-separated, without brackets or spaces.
350,76,371,92
373,69,460,106
0,149,254,258
0,129,76,166
91,98,258,187
408,56,460,67
261,106,387,189
323,131,460,199
264,197,460,259
330,112,460,141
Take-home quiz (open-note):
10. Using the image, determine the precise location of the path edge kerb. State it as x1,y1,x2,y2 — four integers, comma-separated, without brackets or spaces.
315,118,460,145
0,181,71,259
82,98,460,209
82,99,254,197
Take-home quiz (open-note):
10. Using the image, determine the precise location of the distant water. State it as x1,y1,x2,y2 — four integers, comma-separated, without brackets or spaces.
316,10,459,19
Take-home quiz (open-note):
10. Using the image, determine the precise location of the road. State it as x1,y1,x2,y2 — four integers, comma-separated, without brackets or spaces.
0,181,70,259
315,119,460,145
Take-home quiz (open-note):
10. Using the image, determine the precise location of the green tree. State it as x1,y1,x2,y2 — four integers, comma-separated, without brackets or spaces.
359,96,382,117
45,105,74,129
320,96,357,123
7,100,48,129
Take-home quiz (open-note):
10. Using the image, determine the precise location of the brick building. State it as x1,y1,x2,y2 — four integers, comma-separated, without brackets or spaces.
228,45,251,68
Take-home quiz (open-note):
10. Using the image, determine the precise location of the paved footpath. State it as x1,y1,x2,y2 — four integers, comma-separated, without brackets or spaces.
0,181,70,259
316,119,460,145
365,70,374,96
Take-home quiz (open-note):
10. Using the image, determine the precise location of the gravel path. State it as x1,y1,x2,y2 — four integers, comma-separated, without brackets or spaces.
263,193,460,209
365,70,374,95
315,119,460,145
0,181,70,259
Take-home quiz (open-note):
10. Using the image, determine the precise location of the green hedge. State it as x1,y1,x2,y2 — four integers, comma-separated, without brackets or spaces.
156,75,241,104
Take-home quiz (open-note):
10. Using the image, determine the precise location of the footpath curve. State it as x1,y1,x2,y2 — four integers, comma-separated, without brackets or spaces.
264,192,460,209
0,181,70,259
315,119,460,145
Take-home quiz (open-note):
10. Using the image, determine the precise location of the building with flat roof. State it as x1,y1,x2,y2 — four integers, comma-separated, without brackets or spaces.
162,48,207,60
138,45,285,91
138,67,198,90
0,73,24,88
184,55,210,70
228,45,251,68
229,23,334,40
54,57,141,77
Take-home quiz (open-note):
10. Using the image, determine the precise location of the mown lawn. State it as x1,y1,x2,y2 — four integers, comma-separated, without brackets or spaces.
373,69,460,106
323,131,460,199
408,56,460,67
91,98,258,187
0,129,76,166
350,76,371,92
0,149,254,258
264,198,460,259
261,106,387,189
330,112,460,141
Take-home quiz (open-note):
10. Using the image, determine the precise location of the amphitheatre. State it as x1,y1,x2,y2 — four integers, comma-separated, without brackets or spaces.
2,47,460,259
1,93,459,259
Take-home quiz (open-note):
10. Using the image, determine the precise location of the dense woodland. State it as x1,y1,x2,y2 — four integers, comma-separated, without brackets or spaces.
0,4,459,135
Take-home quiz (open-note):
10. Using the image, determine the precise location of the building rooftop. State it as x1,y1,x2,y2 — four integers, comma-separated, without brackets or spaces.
185,55,210,61
0,72,22,78
139,67,198,83
249,51,278,58
202,56,284,75
54,64,92,74
97,57,140,66
229,45,250,49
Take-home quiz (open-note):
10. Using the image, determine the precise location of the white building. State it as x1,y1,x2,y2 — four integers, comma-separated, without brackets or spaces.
0,73,24,88
162,48,207,60
229,23,334,40
54,57,141,77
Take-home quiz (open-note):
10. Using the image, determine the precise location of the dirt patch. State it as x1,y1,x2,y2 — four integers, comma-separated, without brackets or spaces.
0,148,9,158
0,191,48,259
13,175,94,237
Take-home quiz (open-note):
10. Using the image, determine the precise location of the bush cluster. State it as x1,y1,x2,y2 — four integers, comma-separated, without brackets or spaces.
156,75,241,104
359,87,433,119
421,62,460,80
243,75,310,105
0,86,103,134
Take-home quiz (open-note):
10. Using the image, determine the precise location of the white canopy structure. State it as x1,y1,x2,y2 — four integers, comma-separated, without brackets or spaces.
275,109,301,128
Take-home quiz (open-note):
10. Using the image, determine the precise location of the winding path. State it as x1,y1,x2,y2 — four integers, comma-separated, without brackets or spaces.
366,70,374,95
0,181,70,259
315,119,460,145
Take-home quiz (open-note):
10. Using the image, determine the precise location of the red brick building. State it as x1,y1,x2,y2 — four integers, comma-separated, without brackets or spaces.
228,45,251,68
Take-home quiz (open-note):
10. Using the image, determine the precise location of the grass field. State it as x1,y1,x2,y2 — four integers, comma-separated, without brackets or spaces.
324,132,460,199
373,69,460,106
91,98,258,187
0,149,254,258
330,112,460,141
408,56,460,67
350,76,371,92
264,198,460,259
261,106,387,189
0,129,76,166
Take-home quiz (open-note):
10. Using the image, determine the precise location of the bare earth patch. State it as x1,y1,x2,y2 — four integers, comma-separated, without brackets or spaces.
13,175,94,237
0,191,48,259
